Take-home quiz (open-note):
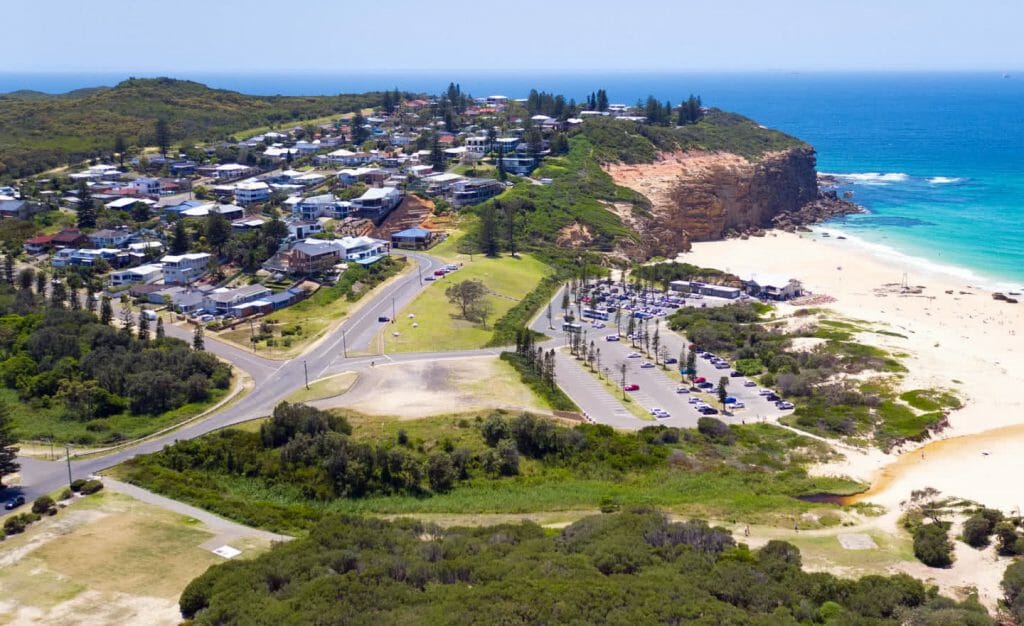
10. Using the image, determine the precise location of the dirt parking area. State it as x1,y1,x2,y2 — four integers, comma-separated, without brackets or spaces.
313,356,549,418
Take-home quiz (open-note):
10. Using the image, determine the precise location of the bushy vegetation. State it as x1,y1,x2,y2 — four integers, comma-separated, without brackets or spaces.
578,109,808,164
114,405,859,533
178,510,992,625
1002,559,1024,623
0,282,231,442
667,303,943,449
0,78,390,178
499,351,577,412
465,137,641,254
913,523,955,568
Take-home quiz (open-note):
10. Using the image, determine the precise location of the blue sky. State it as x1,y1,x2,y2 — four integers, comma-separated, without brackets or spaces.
3,0,1022,72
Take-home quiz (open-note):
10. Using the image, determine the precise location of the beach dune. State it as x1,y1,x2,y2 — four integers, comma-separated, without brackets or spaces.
680,231,1024,512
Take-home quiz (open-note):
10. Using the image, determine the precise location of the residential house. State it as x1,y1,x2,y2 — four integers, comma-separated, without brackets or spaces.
51,229,90,249
234,182,271,205
493,137,520,154
180,204,245,221
274,236,389,275
169,161,197,176
499,153,539,176
390,228,438,250
0,199,31,219
87,229,136,248
69,164,121,181
451,178,504,207
52,248,125,268
202,284,272,315
465,135,491,156
106,197,157,212
214,163,257,180
351,187,401,222
232,217,267,232
131,177,161,196
160,252,212,284
294,193,349,220
110,264,164,287
24,234,55,254
286,219,324,240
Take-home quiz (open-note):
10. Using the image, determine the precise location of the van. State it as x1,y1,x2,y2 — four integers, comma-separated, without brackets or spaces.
142,310,157,321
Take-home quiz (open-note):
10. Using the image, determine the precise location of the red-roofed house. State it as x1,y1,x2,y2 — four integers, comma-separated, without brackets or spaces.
51,229,90,249
23,234,55,254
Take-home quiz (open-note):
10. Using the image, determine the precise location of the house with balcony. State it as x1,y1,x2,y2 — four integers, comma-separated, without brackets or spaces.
110,264,164,287
350,187,401,222
131,177,161,196
450,178,504,207
160,252,212,284
234,181,271,205
87,228,136,248
202,284,272,315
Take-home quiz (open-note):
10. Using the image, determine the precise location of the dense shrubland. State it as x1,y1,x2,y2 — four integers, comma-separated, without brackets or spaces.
179,509,993,625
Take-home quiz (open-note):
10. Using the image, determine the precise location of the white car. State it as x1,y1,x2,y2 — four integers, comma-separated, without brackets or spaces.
743,381,757,387
688,397,701,404
592,322,606,329
650,407,663,416
731,401,745,409
640,362,655,369
776,401,795,410
758,389,774,396
627,352,642,358
605,335,620,342
675,387,690,394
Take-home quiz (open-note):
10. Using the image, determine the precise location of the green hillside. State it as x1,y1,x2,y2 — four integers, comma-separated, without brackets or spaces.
0,78,387,177
580,109,809,164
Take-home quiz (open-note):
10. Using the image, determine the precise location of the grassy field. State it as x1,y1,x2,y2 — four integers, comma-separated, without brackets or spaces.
112,412,864,534
217,256,409,359
285,372,358,403
6,387,230,446
0,491,273,624
381,252,551,353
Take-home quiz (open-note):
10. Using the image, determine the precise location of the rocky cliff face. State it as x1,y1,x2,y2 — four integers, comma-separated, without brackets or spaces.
607,146,836,257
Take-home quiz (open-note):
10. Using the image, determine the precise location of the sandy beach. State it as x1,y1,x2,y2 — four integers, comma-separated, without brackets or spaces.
679,230,1024,513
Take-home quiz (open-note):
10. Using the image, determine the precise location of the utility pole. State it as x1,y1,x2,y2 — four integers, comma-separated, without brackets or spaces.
391,297,396,323
416,263,422,284
303,360,309,390
65,444,73,489
342,328,348,357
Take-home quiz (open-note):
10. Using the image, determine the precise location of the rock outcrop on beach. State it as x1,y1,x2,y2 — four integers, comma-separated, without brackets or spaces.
606,146,862,256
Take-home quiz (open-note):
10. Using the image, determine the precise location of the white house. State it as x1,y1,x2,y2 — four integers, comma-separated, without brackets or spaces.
214,163,257,180
131,177,161,196
202,284,272,315
350,187,401,222
160,253,212,284
234,181,271,205
110,264,164,287
465,135,491,156
87,229,136,248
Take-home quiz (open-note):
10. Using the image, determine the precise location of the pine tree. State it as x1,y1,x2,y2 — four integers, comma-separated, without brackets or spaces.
119,297,135,336
85,288,97,313
138,312,150,342
114,135,127,167
0,401,18,488
2,254,13,285
76,180,96,229
478,204,500,257
100,296,113,325
170,220,190,255
193,325,205,351
35,270,47,298
155,118,171,155
155,317,165,341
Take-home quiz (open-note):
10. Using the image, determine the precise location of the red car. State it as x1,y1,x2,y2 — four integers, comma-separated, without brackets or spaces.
694,376,706,384
623,384,640,392
433,269,446,276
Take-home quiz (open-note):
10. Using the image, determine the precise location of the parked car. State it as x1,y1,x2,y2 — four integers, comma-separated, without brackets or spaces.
776,401,794,410
758,389,774,396
605,335,620,342
377,316,390,322
623,383,640,392
743,381,757,387
675,387,690,394
4,495,25,510
433,269,446,276
627,352,642,358
424,275,436,281
640,362,655,369
731,401,746,409
766,393,781,402
664,357,678,365
688,397,701,404
700,407,720,415
730,370,743,377
694,377,707,384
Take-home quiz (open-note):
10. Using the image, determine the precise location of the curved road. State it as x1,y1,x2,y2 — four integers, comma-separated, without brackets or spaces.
9,256,747,506
10,251,447,503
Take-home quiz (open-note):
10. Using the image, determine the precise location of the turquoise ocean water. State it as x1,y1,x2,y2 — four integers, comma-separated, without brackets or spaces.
2,71,1022,286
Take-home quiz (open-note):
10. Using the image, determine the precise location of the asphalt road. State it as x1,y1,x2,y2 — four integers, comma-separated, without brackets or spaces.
3,257,785,510
7,251,446,505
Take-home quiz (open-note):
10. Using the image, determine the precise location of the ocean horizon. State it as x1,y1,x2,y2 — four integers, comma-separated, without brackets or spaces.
3,70,1022,287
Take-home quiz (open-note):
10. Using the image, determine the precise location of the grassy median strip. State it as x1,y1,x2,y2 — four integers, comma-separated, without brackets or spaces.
285,372,358,403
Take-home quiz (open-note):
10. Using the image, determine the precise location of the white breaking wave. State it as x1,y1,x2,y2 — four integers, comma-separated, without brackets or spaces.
812,226,1021,292
824,172,910,185
927,176,964,184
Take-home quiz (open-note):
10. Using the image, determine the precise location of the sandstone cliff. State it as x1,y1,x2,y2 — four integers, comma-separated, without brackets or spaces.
606,146,854,258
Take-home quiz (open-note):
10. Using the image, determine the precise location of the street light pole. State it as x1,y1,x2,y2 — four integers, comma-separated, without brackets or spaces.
342,328,348,358
391,297,396,323
303,360,309,390
65,444,73,489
